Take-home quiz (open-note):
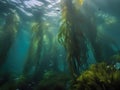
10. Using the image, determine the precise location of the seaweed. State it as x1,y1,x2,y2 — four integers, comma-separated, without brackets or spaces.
58,0,88,78
35,70,70,90
71,62,120,90
0,11,20,67
58,0,120,78
23,21,44,77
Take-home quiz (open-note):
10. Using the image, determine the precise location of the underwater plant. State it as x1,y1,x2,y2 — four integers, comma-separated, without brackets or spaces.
71,62,120,90
110,53,120,62
58,0,88,78
0,74,35,90
35,70,70,90
23,21,44,77
58,0,119,78
93,26,119,62
0,11,20,67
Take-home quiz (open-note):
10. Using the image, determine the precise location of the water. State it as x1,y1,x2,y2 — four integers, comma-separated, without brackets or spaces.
0,0,120,90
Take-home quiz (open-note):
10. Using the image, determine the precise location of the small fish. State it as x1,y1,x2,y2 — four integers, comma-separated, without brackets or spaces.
56,9,60,12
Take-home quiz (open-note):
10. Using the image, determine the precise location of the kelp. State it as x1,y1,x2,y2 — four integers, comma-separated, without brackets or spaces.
23,11,44,74
23,21,44,77
0,11,20,66
35,70,70,90
84,5,119,63
0,74,34,90
91,28,119,62
58,0,119,78
71,62,120,90
58,0,88,77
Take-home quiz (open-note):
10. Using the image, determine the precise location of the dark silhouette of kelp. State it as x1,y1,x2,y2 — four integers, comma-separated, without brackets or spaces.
0,11,20,67
58,0,88,78
23,21,44,77
58,0,119,78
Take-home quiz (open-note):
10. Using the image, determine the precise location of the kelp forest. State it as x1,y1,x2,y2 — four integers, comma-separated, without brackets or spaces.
0,0,120,90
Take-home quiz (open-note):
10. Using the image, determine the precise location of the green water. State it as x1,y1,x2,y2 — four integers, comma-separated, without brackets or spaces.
0,0,120,90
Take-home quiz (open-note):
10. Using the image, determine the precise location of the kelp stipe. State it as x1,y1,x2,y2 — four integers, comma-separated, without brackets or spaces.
58,0,88,78
23,21,44,77
0,11,20,67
